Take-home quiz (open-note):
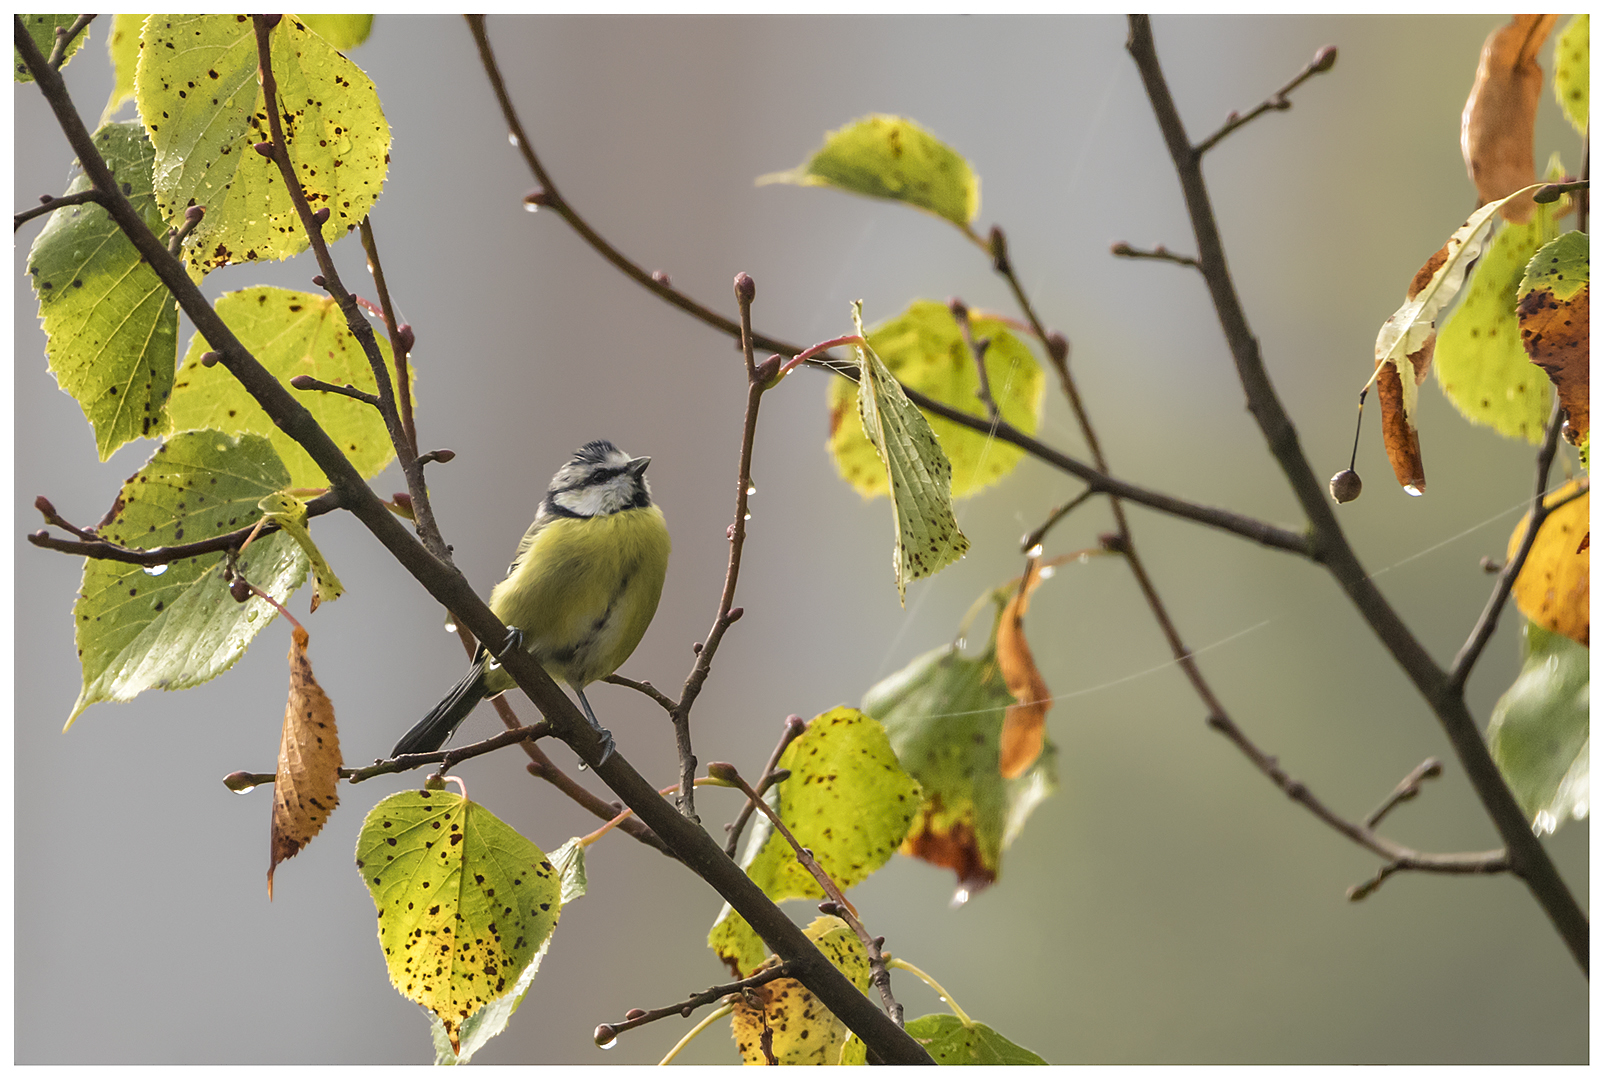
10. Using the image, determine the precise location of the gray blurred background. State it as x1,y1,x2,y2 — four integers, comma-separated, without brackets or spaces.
14,14,1588,1064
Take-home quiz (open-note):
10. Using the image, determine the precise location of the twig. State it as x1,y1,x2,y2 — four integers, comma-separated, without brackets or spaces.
46,14,94,69
289,374,380,406
1110,241,1201,269
710,762,904,1027
1020,489,1097,554
594,962,797,1045
345,723,551,783
1533,178,1590,204
1192,44,1337,157
1365,758,1443,830
725,714,809,857
22,22,932,1061
1448,405,1567,692
1126,14,1586,971
949,298,1001,424
249,16,450,565
603,673,678,714
357,218,419,457
166,205,204,257
666,273,768,821
30,491,341,566
14,188,102,231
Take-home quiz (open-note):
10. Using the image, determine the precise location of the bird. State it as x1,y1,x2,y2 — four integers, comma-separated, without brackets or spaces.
391,439,670,763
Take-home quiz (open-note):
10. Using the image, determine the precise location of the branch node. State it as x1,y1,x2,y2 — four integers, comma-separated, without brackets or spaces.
253,141,275,158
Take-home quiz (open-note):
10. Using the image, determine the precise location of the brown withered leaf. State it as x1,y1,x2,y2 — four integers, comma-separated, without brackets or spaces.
1518,232,1590,456
1377,347,1429,495
997,559,1051,779
1461,14,1560,224
1508,481,1589,646
269,626,342,898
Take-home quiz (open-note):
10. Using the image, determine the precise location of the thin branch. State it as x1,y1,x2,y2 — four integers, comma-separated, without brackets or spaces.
1193,44,1338,157
46,14,94,69
710,763,903,1027
20,28,929,1058
594,962,797,1046
949,298,1001,424
250,16,450,565
289,374,380,406
14,188,102,230
344,723,552,783
1366,758,1443,830
30,492,341,566
1448,405,1567,692
1020,489,1097,554
666,273,768,821
725,714,809,857
357,218,419,457
603,673,678,715
1126,14,1586,972
1532,178,1590,204
1111,241,1201,269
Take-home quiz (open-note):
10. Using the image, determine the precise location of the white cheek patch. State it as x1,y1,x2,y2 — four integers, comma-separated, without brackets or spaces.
554,478,631,518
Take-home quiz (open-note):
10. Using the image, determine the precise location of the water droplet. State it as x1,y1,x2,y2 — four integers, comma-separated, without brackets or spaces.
443,619,457,633
577,761,589,772
1403,484,1424,498
143,563,169,576
1038,565,1056,580
507,132,520,147
950,887,970,908
743,512,751,521
1533,809,1557,835
1076,553,1089,564
232,783,256,794
746,484,757,496
598,1037,617,1051
955,636,967,651
1026,543,1044,558
524,202,539,213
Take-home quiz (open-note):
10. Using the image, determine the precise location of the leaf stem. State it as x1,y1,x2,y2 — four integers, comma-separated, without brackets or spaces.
887,957,973,1027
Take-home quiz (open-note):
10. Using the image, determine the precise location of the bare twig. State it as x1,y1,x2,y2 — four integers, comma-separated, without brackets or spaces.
1366,758,1443,830
289,374,381,406
1193,44,1338,157
594,962,797,1046
949,298,1001,424
30,491,341,566
709,762,904,1026
46,14,94,69
603,673,679,714
357,218,419,457
725,714,809,857
1111,241,1200,269
1020,489,1097,554
344,723,552,783
14,188,102,230
1448,405,1568,692
1126,14,1586,971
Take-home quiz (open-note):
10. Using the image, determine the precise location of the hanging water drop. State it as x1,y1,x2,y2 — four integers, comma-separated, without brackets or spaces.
524,202,539,213
443,619,457,633
1026,543,1044,558
746,483,757,496
950,886,970,908
743,512,751,521
232,782,256,795
508,132,520,147
1038,565,1056,579
598,1037,617,1050
1403,483,1424,498
143,563,169,576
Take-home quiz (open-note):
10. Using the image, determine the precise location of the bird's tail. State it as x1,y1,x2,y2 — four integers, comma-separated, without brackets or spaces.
391,653,490,757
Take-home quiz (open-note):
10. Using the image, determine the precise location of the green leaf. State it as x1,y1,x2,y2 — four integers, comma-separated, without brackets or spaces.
848,302,970,603
759,114,979,228
68,431,308,725
829,300,1045,499
1487,621,1590,834
26,121,178,461
431,835,587,1065
356,789,563,1054
135,14,390,277
709,707,920,976
168,286,403,489
905,1013,1049,1065
16,14,87,82
257,492,343,609
299,14,374,50
1554,14,1589,133
101,14,148,124
731,916,871,1065
1519,228,1590,303
1434,194,1560,444
863,594,1058,900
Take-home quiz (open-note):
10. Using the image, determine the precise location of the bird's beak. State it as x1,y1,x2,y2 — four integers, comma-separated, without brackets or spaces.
627,456,651,476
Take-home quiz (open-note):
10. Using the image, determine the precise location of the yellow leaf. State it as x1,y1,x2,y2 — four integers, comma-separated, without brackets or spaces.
1509,482,1589,646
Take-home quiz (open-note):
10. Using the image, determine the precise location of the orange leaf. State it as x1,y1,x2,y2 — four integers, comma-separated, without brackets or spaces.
996,559,1051,779
1508,482,1589,646
1376,355,1427,495
1519,283,1590,450
269,626,343,898
1461,14,1559,224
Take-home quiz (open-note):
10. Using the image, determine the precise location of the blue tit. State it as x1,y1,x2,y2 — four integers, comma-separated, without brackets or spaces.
392,439,671,762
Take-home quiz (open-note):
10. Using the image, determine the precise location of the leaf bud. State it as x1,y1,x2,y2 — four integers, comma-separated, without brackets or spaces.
391,492,415,519
290,375,316,390
223,771,260,793
593,1024,618,1047
1045,331,1070,365
705,762,741,786
253,141,275,158
523,189,552,209
38,194,54,205
263,14,283,29
230,578,253,603
734,272,756,303
310,207,330,226
34,495,56,518
396,323,416,355
200,350,222,367
624,1009,646,1021
1099,531,1128,554
650,270,671,287
988,225,1011,273
726,607,744,623
1533,184,1565,205
946,296,969,322
311,274,326,288
183,205,205,224
753,353,782,386
1311,45,1337,73
817,900,841,915
425,448,456,464
1328,468,1363,503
